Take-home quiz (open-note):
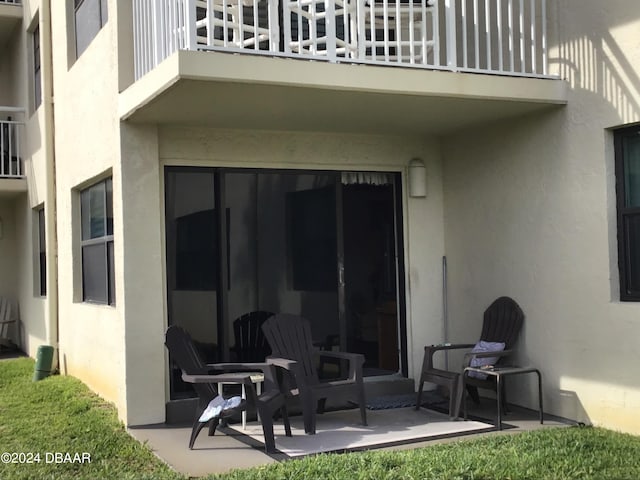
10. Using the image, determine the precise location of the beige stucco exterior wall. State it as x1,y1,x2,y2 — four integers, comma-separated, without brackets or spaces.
441,0,640,434
50,0,128,418
0,0,53,356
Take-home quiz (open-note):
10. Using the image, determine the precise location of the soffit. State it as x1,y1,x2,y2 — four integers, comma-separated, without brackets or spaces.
120,50,568,136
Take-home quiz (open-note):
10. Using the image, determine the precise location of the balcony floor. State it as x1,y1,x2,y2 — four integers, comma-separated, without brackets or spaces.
120,50,568,136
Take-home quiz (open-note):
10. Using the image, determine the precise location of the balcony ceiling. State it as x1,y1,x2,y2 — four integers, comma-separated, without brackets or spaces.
0,3,21,49
120,51,568,136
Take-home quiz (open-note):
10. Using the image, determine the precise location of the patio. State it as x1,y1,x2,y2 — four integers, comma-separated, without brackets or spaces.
129,397,569,477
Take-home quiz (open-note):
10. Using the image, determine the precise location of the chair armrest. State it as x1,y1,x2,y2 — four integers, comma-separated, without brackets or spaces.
181,371,254,385
318,351,365,380
206,362,279,390
421,343,475,371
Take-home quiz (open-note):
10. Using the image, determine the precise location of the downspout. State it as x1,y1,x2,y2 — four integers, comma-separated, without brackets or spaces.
42,0,59,369
442,255,448,370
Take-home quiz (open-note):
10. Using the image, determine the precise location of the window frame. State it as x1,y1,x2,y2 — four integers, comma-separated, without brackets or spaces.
80,177,115,305
74,0,108,59
615,124,640,301
33,24,41,109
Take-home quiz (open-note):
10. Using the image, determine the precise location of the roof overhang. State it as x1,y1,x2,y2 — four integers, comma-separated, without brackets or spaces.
120,50,568,136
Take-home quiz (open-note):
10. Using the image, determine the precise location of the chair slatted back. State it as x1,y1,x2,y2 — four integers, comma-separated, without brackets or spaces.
233,311,273,362
262,314,319,384
479,296,524,350
165,325,217,401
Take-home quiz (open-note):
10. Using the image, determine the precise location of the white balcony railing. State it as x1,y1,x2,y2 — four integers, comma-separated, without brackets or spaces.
1,108,24,179
0,0,22,4
134,0,549,80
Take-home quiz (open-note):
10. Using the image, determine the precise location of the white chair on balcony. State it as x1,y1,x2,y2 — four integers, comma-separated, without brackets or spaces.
194,0,279,51
357,0,436,65
283,0,359,59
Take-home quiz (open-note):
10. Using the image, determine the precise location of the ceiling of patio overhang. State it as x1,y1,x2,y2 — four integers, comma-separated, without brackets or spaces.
0,4,22,50
120,50,568,136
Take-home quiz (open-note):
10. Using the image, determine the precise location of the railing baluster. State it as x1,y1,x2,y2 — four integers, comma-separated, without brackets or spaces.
383,0,389,62
369,0,375,61
508,0,514,72
326,0,337,60
431,0,438,66
408,0,414,64
473,0,479,69
485,0,490,71
253,0,259,49
497,0,503,71
445,0,456,69
207,0,214,47
297,0,302,54
223,0,229,47
395,0,401,63
519,0,524,72
530,0,536,74
461,0,467,68
542,0,547,75
421,0,427,65
269,0,279,51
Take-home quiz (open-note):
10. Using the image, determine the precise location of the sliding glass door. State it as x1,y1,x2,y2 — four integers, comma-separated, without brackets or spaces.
166,167,405,399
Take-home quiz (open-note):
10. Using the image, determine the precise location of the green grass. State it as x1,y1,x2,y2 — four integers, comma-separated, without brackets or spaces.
213,426,640,480
0,357,184,480
2,357,640,480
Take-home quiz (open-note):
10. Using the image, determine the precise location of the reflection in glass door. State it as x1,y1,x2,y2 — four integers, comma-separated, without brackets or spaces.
165,167,405,399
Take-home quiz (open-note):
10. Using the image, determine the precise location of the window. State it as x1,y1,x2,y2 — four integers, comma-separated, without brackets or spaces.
33,25,41,109
80,178,114,305
615,125,640,300
38,207,46,296
74,0,108,58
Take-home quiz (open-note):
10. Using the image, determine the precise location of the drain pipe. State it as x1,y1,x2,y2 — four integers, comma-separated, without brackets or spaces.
442,256,449,370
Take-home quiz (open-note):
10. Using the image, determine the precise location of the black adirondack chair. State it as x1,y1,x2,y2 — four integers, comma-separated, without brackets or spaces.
165,325,291,452
231,311,274,362
415,296,524,418
262,313,367,435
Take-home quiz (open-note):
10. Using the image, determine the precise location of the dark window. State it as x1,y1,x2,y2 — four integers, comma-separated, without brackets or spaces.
615,125,640,300
38,207,46,296
33,25,41,109
80,177,115,305
75,0,108,58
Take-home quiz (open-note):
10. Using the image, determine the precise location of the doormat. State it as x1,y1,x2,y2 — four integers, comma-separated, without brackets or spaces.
366,391,448,410
226,407,499,459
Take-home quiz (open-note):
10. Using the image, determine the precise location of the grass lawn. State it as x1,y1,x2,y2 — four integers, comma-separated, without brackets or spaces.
2,357,640,480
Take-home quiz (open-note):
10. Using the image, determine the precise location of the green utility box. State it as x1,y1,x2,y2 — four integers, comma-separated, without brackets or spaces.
33,345,55,381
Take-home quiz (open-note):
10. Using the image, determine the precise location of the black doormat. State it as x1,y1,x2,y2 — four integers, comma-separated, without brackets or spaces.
366,391,447,410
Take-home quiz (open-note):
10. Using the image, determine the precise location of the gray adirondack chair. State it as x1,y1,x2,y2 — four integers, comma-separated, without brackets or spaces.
415,296,524,418
262,313,367,435
165,325,291,452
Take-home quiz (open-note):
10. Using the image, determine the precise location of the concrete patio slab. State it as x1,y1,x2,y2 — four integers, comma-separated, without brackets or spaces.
129,400,570,477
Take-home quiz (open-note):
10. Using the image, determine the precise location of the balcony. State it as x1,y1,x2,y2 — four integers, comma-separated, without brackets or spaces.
0,108,25,196
0,0,21,49
122,0,566,134
134,0,550,79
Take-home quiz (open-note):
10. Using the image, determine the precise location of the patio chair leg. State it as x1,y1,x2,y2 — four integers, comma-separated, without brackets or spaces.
208,418,220,437
189,419,208,449
281,406,292,437
358,385,367,426
317,398,327,414
260,415,277,453
415,378,425,410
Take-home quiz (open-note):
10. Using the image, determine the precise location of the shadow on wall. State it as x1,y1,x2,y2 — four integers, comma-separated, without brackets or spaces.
552,2,640,123
558,389,591,426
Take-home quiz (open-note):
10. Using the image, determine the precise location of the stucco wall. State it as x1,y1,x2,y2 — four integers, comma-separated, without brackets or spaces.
441,0,640,434
50,0,127,419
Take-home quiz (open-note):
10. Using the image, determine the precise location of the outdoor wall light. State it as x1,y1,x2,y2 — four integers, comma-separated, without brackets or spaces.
408,158,427,198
